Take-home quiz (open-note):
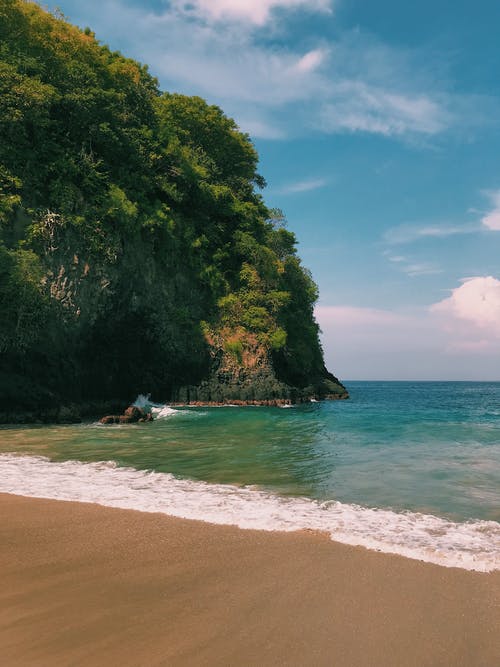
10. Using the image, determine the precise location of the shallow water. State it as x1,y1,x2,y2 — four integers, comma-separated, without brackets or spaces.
1,382,499,570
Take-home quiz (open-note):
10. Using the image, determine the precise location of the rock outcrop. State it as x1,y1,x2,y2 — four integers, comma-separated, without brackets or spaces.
100,406,154,425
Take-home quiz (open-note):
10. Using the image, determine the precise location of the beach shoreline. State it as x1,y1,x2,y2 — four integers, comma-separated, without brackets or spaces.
1,493,499,666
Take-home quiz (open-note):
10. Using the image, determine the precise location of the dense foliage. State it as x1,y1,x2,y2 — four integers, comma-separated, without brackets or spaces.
0,0,345,416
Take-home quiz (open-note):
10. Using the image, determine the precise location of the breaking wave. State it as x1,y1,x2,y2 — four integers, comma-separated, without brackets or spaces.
132,394,178,419
0,454,498,572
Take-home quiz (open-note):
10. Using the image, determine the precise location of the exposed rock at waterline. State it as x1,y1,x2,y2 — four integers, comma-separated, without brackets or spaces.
100,405,153,425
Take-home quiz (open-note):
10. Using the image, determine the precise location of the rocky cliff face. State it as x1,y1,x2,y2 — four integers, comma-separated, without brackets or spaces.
173,326,347,405
0,1,347,422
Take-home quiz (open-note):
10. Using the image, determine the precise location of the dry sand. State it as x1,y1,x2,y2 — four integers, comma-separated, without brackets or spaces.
1,492,499,666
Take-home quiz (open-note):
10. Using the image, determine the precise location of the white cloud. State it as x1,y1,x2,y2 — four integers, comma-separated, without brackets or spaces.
152,38,329,108
383,251,441,277
382,188,500,248
431,276,500,336
383,222,477,245
171,0,332,26
61,0,468,142
69,1,332,139
481,190,500,230
294,48,328,73
404,262,442,277
279,178,327,194
318,81,449,137
232,117,286,139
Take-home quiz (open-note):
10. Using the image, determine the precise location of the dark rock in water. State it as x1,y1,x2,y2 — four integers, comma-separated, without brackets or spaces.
100,405,153,425
118,415,134,424
124,406,144,420
99,415,119,424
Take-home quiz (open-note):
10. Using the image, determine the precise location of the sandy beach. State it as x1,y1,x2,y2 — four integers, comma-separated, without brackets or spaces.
1,493,498,667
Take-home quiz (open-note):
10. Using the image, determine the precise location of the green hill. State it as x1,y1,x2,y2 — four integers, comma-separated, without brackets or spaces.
0,0,347,421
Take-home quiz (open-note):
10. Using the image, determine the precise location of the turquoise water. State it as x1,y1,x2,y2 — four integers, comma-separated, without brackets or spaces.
1,381,499,523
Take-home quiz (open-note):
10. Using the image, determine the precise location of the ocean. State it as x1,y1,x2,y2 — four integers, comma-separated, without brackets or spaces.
1,381,499,571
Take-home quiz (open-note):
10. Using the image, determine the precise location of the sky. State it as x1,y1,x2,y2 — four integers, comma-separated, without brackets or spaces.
43,0,500,380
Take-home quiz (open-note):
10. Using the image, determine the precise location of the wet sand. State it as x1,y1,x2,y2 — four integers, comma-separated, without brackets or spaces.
1,493,499,666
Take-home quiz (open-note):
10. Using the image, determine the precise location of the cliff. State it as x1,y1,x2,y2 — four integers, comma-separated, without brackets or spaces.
0,0,347,422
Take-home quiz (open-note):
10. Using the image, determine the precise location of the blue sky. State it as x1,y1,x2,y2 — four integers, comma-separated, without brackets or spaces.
44,0,500,379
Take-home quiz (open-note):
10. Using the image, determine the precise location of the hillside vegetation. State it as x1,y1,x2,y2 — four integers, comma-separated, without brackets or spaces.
0,0,347,420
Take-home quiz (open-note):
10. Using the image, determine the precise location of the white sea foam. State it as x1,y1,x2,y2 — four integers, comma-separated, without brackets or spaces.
132,393,154,409
132,394,178,419
151,405,178,419
1,453,498,572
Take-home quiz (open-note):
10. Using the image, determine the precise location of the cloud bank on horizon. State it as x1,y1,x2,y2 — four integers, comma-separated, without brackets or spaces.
317,275,500,380
45,0,500,379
